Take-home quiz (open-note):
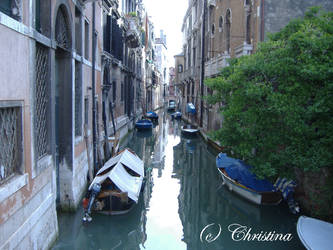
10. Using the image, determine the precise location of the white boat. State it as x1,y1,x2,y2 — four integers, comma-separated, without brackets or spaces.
297,216,333,250
83,148,144,221
181,124,199,135
216,153,282,205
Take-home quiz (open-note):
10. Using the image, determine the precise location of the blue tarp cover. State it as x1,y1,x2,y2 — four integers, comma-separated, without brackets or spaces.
146,111,158,118
186,103,196,114
216,153,275,192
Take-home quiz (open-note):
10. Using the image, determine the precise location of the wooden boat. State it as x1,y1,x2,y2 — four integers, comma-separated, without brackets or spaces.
135,119,153,130
297,216,333,250
216,153,282,205
171,111,182,119
181,124,199,136
145,111,158,121
83,148,144,221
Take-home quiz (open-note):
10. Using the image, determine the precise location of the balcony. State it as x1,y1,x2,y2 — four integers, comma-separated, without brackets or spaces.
235,43,253,58
205,54,230,78
125,15,141,48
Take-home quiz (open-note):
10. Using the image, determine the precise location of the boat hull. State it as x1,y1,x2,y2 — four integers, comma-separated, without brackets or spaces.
218,168,281,205
297,216,333,250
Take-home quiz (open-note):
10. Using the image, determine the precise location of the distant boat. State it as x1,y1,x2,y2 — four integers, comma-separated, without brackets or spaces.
168,100,176,111
145,111,158,120
135,119,153,130
181,124,199,136
297,216,333,250
83,148,144,221
216,153,282,205
171,111,182,119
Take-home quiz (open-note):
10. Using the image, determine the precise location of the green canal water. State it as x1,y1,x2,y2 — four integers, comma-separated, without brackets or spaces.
53,111,304,250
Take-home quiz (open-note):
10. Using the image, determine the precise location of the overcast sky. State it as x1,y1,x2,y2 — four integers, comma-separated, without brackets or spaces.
143,0,188,67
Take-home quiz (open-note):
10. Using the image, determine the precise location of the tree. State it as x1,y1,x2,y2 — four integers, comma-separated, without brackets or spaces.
205,8,333,180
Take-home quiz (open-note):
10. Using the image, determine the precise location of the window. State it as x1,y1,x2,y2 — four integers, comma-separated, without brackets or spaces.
121,82,124,101
211,24,215,36
84,20,89,59
0,102,23,184
226,9,231,53
75,7,82,55
75,62,82,136
112,81,117,102
219,16,223,32
0,0,21,21
35,43,50,159
246,14,251,44
35,0,51,37
84,97,89,125
103,12,111,53
178,64,183,73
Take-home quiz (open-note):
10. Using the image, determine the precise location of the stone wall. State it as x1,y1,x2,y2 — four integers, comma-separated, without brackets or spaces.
264,0,333,36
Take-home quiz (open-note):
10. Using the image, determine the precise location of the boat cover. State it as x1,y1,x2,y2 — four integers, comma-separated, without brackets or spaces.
146,111,158,118
186,103,196,114
89,149,144,203
297,216,333,250
135,119,153,128
216,153,275,192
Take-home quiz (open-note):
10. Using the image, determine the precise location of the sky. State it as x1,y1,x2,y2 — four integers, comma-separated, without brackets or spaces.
143,0,188,68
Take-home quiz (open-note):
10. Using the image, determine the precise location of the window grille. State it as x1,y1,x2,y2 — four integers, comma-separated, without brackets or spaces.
35,43,49,159
75,62,82,136
0,106,20,184
55,6,71,49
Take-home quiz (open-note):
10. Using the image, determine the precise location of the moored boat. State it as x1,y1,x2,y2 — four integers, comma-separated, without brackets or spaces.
83,148,144,221
297,216,333,250
181,124,199,136
145,111,158,121
171,111,182,119
216,153,282,205
168,100,176,111
135,119,153,130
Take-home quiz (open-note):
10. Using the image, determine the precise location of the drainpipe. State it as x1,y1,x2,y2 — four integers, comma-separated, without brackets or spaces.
200,0,207,127
92,2,98,174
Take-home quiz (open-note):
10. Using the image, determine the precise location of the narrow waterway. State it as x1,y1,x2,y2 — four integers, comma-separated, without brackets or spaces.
53,110,304,250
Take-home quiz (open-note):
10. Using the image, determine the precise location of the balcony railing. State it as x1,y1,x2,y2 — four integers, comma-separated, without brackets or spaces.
205,54,230,78
235,43,253,58
125,16,141,48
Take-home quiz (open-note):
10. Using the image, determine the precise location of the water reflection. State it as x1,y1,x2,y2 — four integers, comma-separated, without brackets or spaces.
53,111,303,250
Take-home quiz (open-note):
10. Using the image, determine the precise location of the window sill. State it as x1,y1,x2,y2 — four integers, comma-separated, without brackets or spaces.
0,173,28,203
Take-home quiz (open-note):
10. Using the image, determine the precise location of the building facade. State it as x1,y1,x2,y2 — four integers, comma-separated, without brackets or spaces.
0,0,159,248
176,0,333,133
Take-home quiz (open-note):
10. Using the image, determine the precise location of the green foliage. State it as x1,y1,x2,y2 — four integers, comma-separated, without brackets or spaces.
205,8,333,179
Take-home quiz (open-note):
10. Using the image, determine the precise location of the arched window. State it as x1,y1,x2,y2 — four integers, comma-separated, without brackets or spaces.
226,9,231,53
55,5,72,49
211,24,215,36
219,16,223,32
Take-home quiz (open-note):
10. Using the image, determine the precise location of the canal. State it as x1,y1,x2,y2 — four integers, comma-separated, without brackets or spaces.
53,110,304,250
